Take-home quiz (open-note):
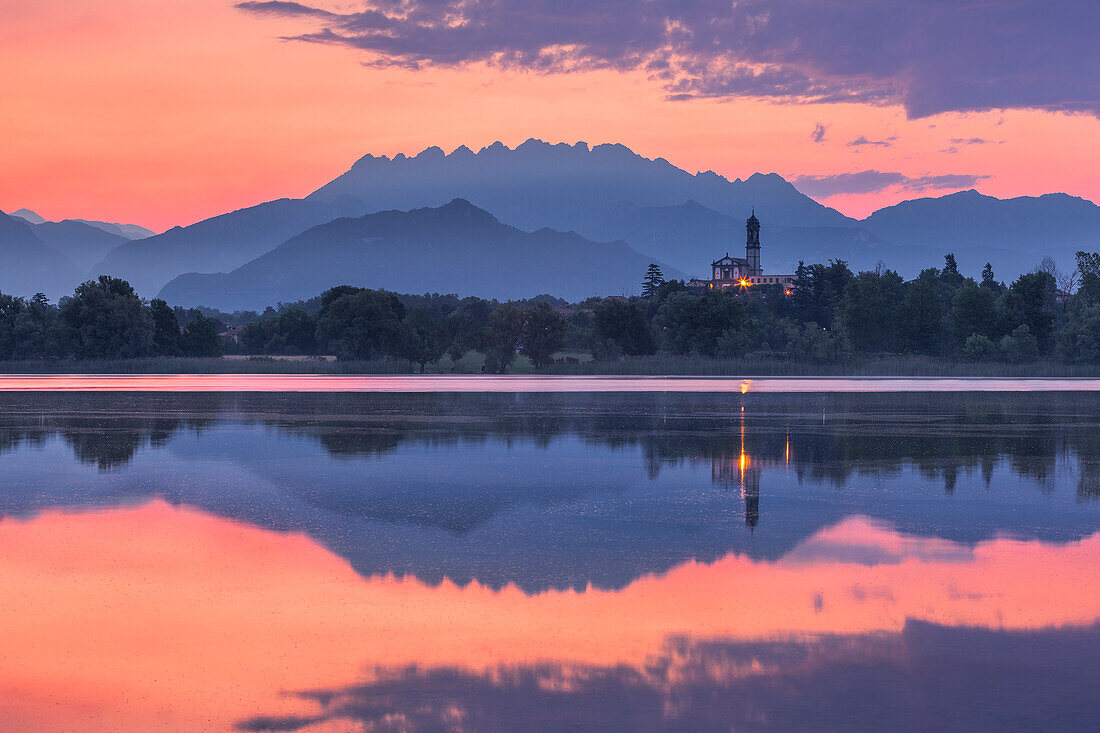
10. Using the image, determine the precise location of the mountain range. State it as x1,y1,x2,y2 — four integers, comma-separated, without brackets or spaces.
160,199,680,310
3,140,1099,306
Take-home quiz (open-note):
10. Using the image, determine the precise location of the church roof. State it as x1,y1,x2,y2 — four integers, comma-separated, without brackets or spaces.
712,255,748,266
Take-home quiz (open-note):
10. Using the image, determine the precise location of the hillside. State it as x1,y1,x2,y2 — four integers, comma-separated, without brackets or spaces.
0,211,82,298
159,199,681,310
94,196,370,295
32,220,131,272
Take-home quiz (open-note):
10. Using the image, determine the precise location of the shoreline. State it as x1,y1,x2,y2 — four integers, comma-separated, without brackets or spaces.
2,374,1100,392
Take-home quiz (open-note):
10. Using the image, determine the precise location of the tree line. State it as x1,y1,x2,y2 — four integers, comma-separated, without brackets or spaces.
0,276,221,360
4,251,1100,367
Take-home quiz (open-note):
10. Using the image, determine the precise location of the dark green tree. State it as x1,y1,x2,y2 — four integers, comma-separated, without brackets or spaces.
841,268,903,352
642,264,665,298
895,276,944,355
520,302,566,369
397,307,449,371
594,298,656,356
950,282,999,350
445,297,495,362
149,298,182,356
791,260,853,329
980,263,1000,291
1075,252,1100,305
61,276,153,359
315,287,405,360
1056,305,1100,363
180,314,222,357
1003,272,1057,354
484,303,524,373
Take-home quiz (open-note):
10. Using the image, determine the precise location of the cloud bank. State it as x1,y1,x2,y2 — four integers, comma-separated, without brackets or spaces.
794,170,990,198
237,0,1100,117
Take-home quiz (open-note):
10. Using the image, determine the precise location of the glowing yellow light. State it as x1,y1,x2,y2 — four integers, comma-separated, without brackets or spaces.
739,279,751,287
740,380,750,394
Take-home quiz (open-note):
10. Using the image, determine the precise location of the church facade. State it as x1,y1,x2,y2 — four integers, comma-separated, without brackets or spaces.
698,212,794,293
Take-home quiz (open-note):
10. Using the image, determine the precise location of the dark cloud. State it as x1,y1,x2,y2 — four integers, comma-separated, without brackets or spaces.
236,0,1100,118
794,169,989,197
810,122,827,143
235,622,1100,732
848,135,896,148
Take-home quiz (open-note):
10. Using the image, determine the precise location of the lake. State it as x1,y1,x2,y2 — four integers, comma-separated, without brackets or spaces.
1,381,1099,731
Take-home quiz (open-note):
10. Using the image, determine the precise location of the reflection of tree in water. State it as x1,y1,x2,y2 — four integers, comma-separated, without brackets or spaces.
0,392,1098,498
235,621,1100,733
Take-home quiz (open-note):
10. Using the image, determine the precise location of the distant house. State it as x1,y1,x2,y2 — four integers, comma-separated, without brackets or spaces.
706,212,794,293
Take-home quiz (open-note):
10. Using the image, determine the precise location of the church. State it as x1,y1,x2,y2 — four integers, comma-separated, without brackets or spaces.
693,212,795,293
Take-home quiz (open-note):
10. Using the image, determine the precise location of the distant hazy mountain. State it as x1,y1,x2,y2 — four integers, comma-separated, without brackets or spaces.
72,219,154,240
94,196,371,296
860,190,1100,275
309,139,852,235
10,209,154,240
31,220,130,272
9,208,45,225
0,211,81,298
159,199,681,310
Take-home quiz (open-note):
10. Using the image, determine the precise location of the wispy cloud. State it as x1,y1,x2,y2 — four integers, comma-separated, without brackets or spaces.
847,135,896,148
794,169,989,197
810,123,827,143
236,0,1100,118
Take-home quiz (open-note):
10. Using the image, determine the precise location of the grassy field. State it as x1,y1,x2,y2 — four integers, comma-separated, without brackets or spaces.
0,352,1098,377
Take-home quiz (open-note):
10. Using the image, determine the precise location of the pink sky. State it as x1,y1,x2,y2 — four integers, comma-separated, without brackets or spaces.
1,0,1097,232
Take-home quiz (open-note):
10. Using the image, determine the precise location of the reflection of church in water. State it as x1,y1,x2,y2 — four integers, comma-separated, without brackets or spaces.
712,453,761,530
708,410,780,531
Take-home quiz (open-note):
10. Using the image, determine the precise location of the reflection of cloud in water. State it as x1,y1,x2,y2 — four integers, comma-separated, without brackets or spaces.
2,503,1099,732
237,621,1100,732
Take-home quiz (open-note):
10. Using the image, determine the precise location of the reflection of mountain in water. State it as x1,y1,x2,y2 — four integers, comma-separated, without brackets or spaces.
1,392,1100,592
236,621,1100,733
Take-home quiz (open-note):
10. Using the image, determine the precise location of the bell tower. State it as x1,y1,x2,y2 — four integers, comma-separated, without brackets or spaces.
745,209,761,276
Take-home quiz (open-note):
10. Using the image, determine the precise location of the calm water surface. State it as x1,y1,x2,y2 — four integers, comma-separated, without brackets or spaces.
1,387,1099,731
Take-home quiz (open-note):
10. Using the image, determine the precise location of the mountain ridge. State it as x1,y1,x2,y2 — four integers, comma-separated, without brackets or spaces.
158,198,684,310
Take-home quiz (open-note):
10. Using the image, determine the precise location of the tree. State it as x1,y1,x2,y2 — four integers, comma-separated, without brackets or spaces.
895,277,944,355
396,307,449,371
642,264,665,298
445,297,494,361
521,302,566,369
980,263,1001,291
784,322,851,363
1076,252,1100,305
961,334,996,361
315,288,405,360
61,276,153,359
1003,272,1057,354
1056,305,1100,363
594,299,656,356
841,268,903,352
149,299,182,356
791,260,853,329
950,282,999,350
999,324,1039,363
180,314,222,357
484,303,524,373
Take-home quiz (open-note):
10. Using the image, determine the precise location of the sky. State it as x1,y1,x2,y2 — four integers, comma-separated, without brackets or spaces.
1,0,1097,232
